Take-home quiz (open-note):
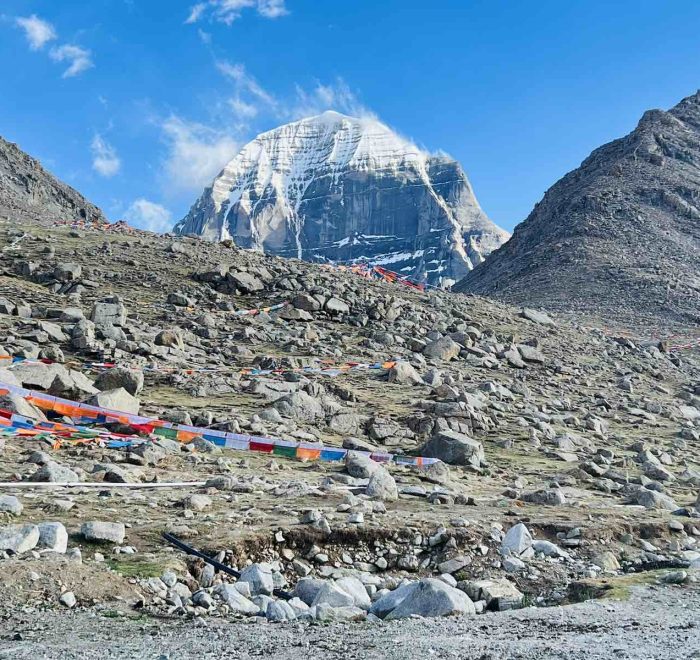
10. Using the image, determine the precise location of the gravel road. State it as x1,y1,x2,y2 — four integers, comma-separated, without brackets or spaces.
0,584,697,660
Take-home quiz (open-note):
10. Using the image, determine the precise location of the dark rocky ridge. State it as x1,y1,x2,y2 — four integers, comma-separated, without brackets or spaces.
0,134,105,224
456,91,700,328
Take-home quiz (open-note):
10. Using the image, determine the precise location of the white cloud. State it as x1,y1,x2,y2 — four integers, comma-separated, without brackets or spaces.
229,97,259,119
15,14,56,50
50,44,93,78
216,60,277,108
91,135,121,177
214,61,371,127
185,0,289,25
123,199,173,233
257,0,289,18
13,15,93,79
152,64,373,202
289,78,373,120
159,115,239,195
186,3,207,24
215,60,280,125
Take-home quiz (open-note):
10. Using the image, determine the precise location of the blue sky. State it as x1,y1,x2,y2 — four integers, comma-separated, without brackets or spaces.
2,1,700,233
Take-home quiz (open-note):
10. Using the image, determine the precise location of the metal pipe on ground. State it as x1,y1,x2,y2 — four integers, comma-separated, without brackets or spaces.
162,532,293,600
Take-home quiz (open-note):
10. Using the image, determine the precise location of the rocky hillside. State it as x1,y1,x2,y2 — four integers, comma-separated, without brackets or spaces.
0,134,105,225
455,91,700,328
0,214,698,627
175,111,509,287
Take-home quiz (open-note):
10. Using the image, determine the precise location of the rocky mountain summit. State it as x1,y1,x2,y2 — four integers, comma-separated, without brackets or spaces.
0,214,698,633
456,91,700,328
0,135,105,225
175,111,509,287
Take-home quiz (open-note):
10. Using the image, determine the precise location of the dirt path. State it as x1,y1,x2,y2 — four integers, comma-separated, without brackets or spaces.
0,584,697,660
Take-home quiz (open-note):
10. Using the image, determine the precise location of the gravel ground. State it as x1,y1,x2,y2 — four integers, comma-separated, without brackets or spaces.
0,584,698,660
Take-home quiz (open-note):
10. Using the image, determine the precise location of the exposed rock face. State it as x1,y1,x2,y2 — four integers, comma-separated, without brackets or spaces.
456,91,700,326
175,111,509,287
0,135,105,224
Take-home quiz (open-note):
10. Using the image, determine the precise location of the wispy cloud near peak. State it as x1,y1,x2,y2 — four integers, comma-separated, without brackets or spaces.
15,14,56,50
91,135,121,177
50,44,93,78
185,0,289,26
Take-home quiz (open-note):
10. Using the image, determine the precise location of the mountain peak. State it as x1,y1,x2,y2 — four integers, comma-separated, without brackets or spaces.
175,116,508,286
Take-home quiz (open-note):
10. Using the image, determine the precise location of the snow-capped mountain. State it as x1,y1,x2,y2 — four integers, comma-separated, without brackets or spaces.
175,111,509,286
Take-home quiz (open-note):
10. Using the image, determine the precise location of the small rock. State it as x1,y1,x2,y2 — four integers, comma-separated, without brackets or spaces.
59,591,77,608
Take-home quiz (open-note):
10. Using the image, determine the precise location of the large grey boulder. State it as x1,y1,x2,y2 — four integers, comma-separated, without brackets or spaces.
91,299,127,327
0,495,22,516
273,391,324,422
166,292,193,307
335,576,371,610
48,369,98,397
0,393,47,421
81,521,125,544
521,308,555,326
325,297,350,315
423,336,461,361
591,551,620,572
384,578,476,620
71,319,96,349
501,523,533,556
387,361,424,386
38,321,68,342
182,494,212,512
0,524,40,554
420,430,484,467
28,461,80,483
9,362,76,391
54,263,82,281
228,271,264,293
0,368,21,387
292,293,321,312
292,578,325,605
518,344,546,363
154,329,184,349
532,540,569,558
0,298,16,315
94,367,144,396
214,584,259,614
8,362,97,396
522,489,566,506
366,467,399,502
462,578,524,611
238,563,275,596
266,600,297,622
37,522,68,553
370,582,418,618
311,582,355,609
87,388,139,414
633,488,678,510
345,452,379,478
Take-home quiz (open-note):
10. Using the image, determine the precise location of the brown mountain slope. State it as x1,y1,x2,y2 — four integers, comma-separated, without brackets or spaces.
455,91,700,329
0,134,105,224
